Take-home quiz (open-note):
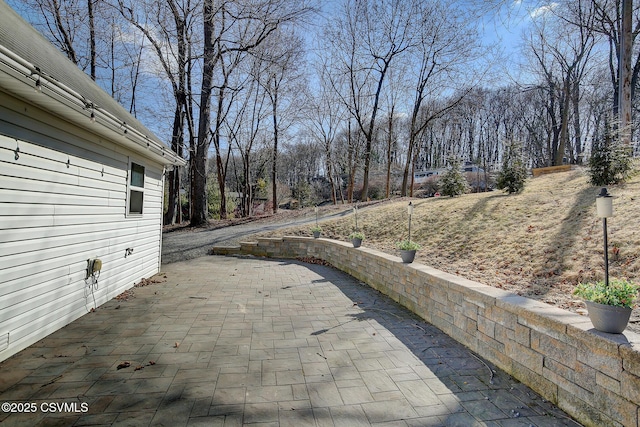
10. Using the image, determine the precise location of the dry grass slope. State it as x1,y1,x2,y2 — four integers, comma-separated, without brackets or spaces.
254,166,640,330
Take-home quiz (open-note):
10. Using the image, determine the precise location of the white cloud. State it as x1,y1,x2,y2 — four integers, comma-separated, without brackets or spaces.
529,2,559,19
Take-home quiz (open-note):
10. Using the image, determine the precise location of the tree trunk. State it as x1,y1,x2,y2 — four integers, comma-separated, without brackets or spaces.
52,0,78,64
213,86,229,219
385,105,394,198
554,81,570,166
214,141,228,219
401,123,418,196
409,147,419,197
360,139,371,202
346,120,354,202
619,0,633,146
572,80,582,163
271,85,279,214
164,167,181,225
360,65,388,202
325,139,337,205
164,102,184,225
192,147,208,225
191,0,215,226
87,0,96,80
243,153,252,217
401,139,412,197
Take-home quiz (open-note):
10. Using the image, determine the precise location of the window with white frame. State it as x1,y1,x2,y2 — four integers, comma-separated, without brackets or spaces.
128,161,145,215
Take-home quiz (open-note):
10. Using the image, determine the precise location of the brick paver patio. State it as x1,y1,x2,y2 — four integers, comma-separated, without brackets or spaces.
0,256,580,426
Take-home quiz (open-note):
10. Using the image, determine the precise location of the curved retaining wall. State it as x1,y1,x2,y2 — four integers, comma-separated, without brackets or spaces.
212,236,640,427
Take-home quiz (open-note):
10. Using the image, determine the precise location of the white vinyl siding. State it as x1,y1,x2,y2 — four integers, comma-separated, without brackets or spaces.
0,100,165,361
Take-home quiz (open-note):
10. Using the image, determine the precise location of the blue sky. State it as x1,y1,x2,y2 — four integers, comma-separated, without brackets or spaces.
5,0,546,143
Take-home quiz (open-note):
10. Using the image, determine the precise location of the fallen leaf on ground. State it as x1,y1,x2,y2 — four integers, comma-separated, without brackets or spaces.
135,276,166,288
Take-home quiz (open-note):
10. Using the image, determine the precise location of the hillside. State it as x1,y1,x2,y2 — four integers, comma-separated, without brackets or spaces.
253,166,640,331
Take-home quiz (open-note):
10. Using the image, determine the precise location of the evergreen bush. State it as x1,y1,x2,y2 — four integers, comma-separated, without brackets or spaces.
496,141,527,194
439,159,468,197
588,119,634,186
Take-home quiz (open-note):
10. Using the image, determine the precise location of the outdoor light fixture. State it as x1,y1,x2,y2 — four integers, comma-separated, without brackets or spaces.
596,187,613,287
31,67,43,93
596,187,613,218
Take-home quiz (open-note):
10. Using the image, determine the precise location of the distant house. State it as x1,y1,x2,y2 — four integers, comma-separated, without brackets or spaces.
414,162,488,185
0,1,185,361
461,162,485,174
413,169,446,184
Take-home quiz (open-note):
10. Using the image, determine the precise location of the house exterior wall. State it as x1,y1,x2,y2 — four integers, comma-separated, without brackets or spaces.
0,92,165,362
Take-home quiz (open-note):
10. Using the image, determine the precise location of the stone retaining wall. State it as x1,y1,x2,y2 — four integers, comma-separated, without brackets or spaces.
212,236,640,427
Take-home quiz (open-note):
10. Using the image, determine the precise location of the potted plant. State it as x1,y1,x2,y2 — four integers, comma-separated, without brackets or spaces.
349,231,364,248
573,278,639,333
396,240,421,263
311,225,322,239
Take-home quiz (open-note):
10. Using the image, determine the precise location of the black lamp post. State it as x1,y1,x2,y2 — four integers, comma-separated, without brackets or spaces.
353,203,358,231
596,187,613,287
315,206,318,228
407,202,414,243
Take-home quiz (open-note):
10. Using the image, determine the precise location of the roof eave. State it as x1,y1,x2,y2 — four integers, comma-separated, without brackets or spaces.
0,44,186,167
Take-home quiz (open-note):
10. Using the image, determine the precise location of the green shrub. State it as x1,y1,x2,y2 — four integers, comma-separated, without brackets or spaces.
588,120,634,186
396,240,421,250
206,179,235,219
349,231,365,240
496,141,527,194
439,159,467,197
293,181,312,208
573,278,639,308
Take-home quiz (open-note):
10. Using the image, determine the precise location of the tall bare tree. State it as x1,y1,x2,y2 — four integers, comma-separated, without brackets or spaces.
116,0,198,225
400,1,483,196
524,1,596,165
192,0,312,225
325,0,414,201
14,0,97,74
589,0,640,119
254,29,306,213
304,61,347,205
227,62,269,217
619,0,633,145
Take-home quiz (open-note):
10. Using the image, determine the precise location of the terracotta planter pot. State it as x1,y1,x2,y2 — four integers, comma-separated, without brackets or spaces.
585,301,632,334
